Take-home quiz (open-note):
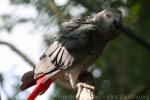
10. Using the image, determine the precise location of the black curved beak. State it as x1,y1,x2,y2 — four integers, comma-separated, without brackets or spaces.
113,17,123,30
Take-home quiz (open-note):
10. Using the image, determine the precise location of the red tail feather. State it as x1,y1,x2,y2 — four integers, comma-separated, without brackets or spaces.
27,76,53,100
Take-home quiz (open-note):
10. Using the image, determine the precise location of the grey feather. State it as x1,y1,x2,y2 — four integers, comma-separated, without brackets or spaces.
21,9,123,90
34,17,96,79
34,9,123,80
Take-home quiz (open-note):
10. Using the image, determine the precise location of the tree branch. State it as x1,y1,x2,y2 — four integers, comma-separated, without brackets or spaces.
124,83,149,100
48,0,65,23
121,27,150,51
0,41,35,67
76,71,96,100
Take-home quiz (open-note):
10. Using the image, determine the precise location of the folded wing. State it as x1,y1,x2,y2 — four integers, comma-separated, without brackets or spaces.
34,17,96,79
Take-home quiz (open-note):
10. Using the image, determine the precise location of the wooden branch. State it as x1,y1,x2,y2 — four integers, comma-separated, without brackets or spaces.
121,27,150,51
76,71,96,100
56,71,96,100
48,0,65,23
76,83,95,100
0,41,35,67
124,83,149,100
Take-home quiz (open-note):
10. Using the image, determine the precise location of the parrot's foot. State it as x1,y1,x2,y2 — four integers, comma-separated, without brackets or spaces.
76,83,95,100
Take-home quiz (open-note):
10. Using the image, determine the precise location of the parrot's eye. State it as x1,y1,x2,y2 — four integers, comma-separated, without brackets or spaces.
105,13,112,18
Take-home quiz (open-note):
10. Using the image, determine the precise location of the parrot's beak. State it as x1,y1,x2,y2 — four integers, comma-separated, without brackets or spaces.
113,16,123,30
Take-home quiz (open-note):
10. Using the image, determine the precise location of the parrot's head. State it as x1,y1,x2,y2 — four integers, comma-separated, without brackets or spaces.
93,9,123,42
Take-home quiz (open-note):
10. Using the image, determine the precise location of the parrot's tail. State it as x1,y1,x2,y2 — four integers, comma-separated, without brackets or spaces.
27,75,53,100
20,71,36,90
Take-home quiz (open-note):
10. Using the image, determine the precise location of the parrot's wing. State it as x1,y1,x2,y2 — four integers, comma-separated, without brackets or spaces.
34,17,96,79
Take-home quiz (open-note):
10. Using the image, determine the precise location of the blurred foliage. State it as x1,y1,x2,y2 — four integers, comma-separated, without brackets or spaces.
0,0,150,100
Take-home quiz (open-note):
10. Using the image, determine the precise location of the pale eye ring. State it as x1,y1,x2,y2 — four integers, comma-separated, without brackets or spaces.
106,13,112,18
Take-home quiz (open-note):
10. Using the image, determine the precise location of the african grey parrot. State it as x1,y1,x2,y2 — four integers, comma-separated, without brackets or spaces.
20,9,123,100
